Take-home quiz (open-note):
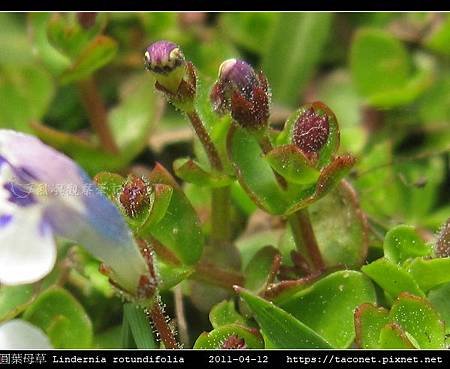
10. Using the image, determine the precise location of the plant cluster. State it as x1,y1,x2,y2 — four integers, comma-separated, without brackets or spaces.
0,13,449,350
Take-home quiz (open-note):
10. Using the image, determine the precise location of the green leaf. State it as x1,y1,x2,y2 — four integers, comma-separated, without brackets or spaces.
307,181,368,268
139,184,173,231
263,13,332,107
209,300,247,329
379,323,416,349
33,74,160,175
285,156,356,215
237,287,331,348
236,229,284,269
0,65,55,132
61,35,118,84
109,75,160,162
194,324,264,349
315,70,365,153
405,257,450,292
424,14,450,57
227,125,288,214
350,28,410,100
27,13,70,74
277,271,376,348
0,13,31,66
47,13,102,59
93,325,122,349
94,171,125,200
418,72,450,124
389,292,445,349
350,28,430,108
220,13,278,54
173,157,232,188
147,165,204,266
0,284,37,322
264,145,320,185
122,303,157,349
23,287,93,348
384,225,431,264
244,246,280,293
354,303,390,349
362,257,425,299
428,282,450,335
157,261,193,291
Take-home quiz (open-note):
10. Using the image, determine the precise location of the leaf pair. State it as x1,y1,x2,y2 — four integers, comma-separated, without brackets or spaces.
355,293,446,349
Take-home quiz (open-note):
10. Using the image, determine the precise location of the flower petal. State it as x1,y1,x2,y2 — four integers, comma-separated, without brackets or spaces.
0,320,52,349
0,130,148,294
0,205,56,285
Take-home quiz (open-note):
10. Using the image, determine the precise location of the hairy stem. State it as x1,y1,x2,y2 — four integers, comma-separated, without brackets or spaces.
186,110,223,171
192,261,244,291
149,299,178,349
78,77,119,154
211,186,232,245
288,209,324,271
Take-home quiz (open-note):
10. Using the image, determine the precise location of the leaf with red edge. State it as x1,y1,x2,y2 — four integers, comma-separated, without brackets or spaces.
379,323,416,349
354,303,389,349
264,144,320,185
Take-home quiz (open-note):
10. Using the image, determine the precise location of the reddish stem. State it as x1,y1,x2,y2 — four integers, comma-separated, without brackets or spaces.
193,262,244,291
78,77,119,154
288,209,325,271
149,300,179,349
186,111,223,171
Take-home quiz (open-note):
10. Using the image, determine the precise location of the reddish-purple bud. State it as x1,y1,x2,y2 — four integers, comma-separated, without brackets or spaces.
144,40,185,74
77,13,97,29
219,59,258,101
211,59,270,131
119,176,150,218
292,106,330,156
144,41,196,109
221,335,246,349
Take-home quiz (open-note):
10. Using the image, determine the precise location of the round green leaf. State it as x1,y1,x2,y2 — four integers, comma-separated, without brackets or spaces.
384,225,432,264
389,292,445,349
354,303,390,349
362,257,425,299
194,323,264,349
23,287,93,348
277,270,376,348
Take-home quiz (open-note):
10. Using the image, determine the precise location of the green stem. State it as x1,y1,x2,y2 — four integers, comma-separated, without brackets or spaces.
186,110,223,171
288,209,324,271
211,186,231,245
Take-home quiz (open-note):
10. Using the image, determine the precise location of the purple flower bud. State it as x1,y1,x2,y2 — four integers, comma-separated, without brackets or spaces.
211,59,270,131
218,59,258,101
77,12,97,29
144,41,196,108
144,40,185,74
292,104,330,156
